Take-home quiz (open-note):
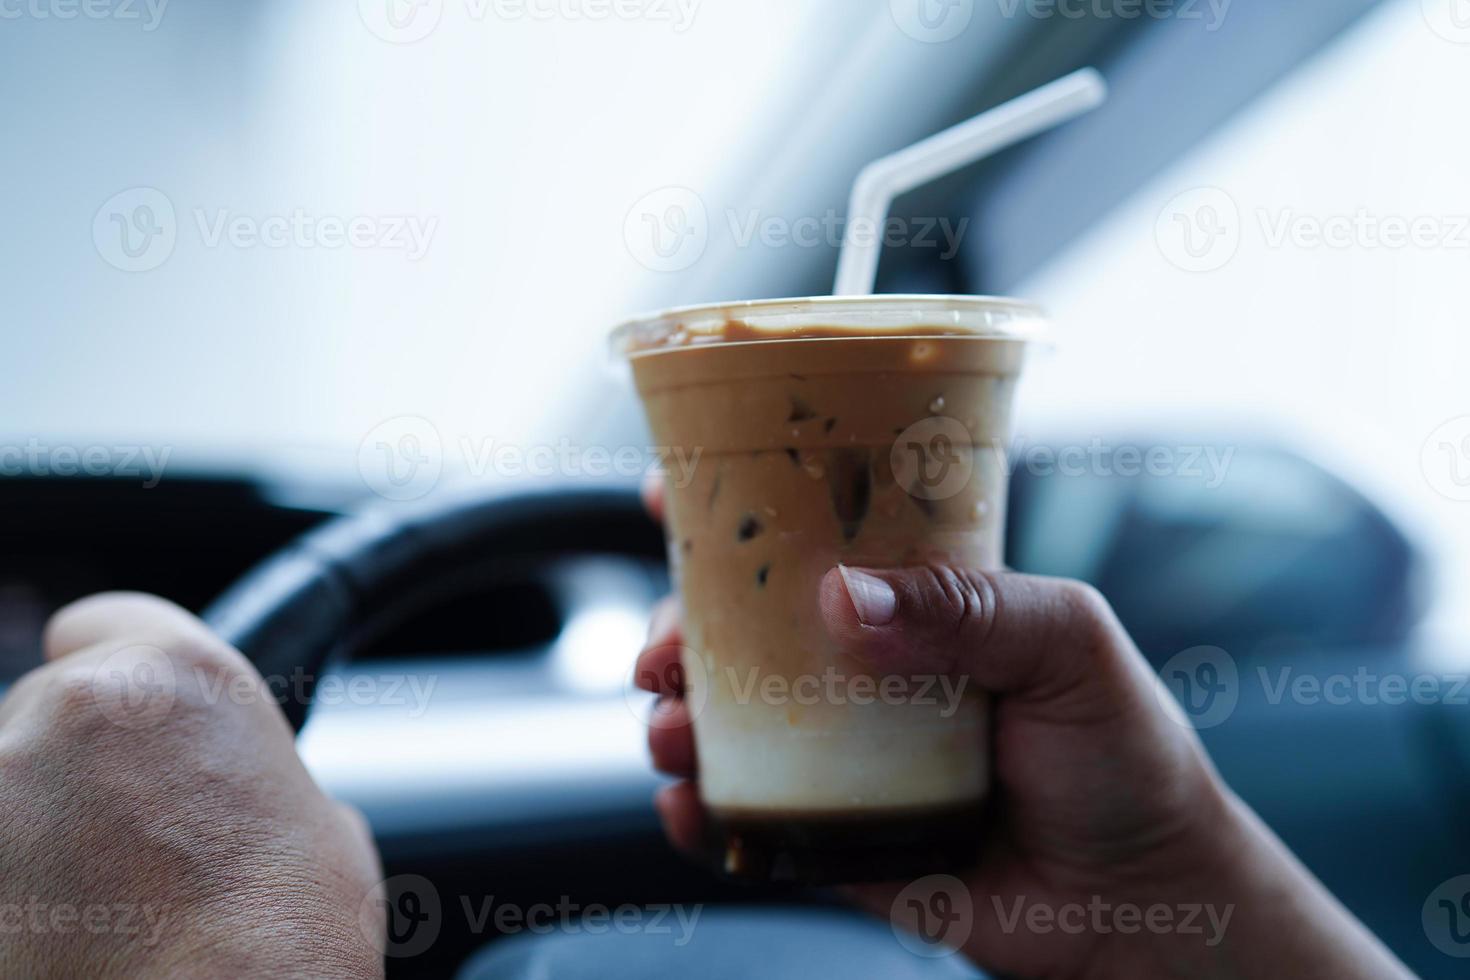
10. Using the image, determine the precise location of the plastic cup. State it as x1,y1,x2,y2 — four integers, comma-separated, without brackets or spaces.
615,295,1045,883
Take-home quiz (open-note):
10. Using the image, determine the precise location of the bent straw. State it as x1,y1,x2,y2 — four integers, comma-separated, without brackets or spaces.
833,67,1108,297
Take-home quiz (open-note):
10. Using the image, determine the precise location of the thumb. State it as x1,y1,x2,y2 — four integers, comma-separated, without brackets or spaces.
820,565,1158,713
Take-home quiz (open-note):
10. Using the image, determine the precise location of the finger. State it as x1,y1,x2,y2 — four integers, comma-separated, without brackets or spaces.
646,698,697,776
820,565,1155,709
641,470,667,524
30,592,287,735
645,595,681,647
635,601,687,695
654,781,706,855
43,592,227,663
635,644,686,695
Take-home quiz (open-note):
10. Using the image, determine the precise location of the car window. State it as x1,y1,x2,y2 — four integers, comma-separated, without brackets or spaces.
1011,0,1470,656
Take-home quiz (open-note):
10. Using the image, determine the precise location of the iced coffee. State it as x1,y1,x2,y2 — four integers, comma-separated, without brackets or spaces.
616,296,1042,883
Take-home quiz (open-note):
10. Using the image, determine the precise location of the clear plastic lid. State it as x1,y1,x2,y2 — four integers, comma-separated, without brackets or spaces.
611,295,1049,356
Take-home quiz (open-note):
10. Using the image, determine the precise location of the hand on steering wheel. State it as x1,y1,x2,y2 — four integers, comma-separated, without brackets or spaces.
0,594,383,979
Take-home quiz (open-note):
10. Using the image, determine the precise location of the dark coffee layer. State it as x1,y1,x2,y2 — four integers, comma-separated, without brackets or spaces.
704,801,986,886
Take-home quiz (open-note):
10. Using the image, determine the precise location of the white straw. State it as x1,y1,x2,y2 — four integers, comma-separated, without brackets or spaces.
833,67,1109,297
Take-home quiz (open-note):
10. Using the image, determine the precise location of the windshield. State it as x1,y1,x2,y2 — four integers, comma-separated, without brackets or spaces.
3,0,1464,649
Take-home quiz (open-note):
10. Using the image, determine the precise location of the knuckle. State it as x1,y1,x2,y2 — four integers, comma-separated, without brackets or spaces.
918,564,998,641
163,639,259,715
1060,580,1113,628
49,664,112,713
34,659,159,738
159,634,238,675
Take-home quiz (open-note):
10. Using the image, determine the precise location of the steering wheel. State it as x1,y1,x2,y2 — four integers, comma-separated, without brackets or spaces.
202,483,659,732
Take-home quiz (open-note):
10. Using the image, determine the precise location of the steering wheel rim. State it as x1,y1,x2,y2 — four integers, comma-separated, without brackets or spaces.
202,483,657,732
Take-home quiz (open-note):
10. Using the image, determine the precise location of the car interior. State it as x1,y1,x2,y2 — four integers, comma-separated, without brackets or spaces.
5,0,1469,976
